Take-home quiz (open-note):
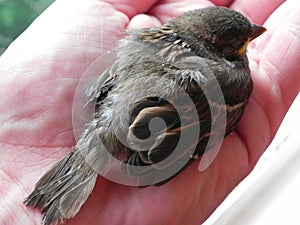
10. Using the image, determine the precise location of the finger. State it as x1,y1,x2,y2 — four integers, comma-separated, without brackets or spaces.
127,14,162,29
252,0,300,108
103,0,159,18
255,0,300,51
127,0,215,29
227,1,300,168
211,0,234,6
230,0,285,24
262,1,300,105
149,0,214,24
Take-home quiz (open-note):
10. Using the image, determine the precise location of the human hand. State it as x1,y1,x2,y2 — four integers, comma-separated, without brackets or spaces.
0,0,299,224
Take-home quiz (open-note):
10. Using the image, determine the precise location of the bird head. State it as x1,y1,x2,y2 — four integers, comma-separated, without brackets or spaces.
169,7,266,59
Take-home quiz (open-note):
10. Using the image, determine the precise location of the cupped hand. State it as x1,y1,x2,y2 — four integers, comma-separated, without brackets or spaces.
0,0,299,224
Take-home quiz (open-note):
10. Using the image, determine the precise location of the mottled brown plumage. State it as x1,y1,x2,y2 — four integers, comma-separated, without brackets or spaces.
24,6,266,225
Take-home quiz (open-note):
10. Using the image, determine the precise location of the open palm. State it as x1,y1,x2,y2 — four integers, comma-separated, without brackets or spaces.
0,0,299,224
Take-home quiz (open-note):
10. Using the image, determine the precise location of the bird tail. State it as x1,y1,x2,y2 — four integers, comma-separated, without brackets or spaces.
24,149,98,225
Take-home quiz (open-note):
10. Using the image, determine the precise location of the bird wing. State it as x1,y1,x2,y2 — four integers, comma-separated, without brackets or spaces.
85,63,118,106
124,56,227,185
124,96,203,186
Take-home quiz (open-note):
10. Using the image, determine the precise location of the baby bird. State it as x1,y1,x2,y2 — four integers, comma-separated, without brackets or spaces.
24,6,266,225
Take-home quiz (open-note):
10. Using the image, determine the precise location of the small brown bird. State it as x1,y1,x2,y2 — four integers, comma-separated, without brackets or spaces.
24,6,266,225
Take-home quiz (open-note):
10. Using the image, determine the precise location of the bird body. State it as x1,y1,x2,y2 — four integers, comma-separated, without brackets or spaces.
24,6,266,225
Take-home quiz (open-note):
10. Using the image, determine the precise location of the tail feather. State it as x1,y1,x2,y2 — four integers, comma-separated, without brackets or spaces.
60,175,97,218
24,151,98,225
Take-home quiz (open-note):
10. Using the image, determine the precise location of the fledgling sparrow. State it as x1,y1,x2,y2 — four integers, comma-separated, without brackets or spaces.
24,6,266,225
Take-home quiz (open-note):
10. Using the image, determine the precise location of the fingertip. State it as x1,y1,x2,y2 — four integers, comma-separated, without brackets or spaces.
127,14,162,29
211,0,234,7
230,0,284,25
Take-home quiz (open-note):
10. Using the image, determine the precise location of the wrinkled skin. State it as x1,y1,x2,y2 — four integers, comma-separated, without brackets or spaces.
0,0,299,224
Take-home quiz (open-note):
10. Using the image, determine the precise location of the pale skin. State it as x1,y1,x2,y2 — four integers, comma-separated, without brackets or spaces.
0,0,299,224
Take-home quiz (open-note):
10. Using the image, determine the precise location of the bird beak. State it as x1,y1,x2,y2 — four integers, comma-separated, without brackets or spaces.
249,24,267,41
